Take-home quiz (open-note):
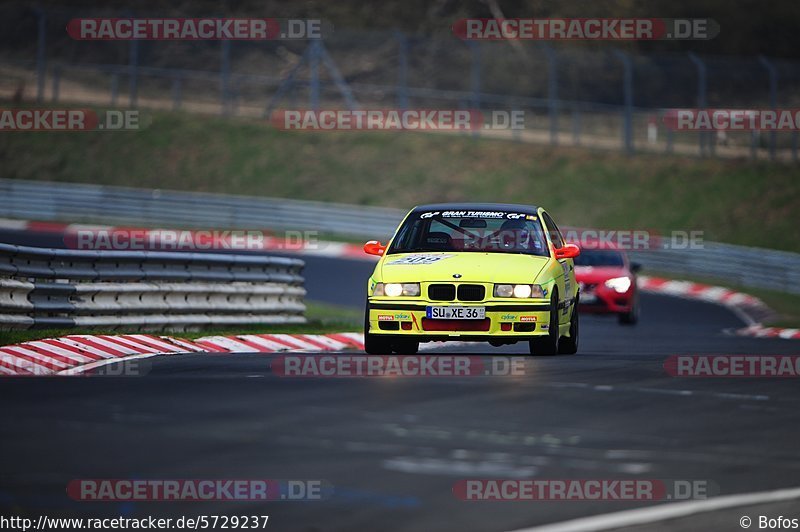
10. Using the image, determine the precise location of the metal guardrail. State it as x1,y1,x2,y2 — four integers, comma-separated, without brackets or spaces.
628,242,800,296
0,179,405,240
1,179,799,296
0,242,306,330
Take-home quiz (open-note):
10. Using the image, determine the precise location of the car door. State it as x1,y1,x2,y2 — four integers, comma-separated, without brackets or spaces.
540,210,576,326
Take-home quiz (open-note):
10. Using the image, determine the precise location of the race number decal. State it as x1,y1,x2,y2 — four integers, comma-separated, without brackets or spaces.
387,254,453,265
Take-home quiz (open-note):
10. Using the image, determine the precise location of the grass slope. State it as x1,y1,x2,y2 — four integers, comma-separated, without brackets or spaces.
0,107,798,252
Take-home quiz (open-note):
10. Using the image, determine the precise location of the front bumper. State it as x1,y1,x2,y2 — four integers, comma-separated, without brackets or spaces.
367,300,552,338
578,285,635,314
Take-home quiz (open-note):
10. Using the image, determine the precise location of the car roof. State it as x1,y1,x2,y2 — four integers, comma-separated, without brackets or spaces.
411,203,541,214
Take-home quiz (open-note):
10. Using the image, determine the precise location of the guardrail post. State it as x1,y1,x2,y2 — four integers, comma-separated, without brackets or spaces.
309,40,321,112
128,39,139,108
688,52,709,157
396,31,410,112
542,44,558,146
758,55,778,162
35,9,46,103
220,39,231,116
614,50,634,155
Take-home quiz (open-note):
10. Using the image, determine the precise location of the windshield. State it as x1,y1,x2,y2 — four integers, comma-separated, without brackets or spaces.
573,249,625,267
388,210,550,257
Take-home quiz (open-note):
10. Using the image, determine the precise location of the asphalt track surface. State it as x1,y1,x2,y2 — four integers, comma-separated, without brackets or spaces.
2,229,800,531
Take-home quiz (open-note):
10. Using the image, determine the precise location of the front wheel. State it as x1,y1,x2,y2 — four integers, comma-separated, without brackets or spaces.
392,339,419,354
558,303,579,354
618,295,639,325
529,293,559,356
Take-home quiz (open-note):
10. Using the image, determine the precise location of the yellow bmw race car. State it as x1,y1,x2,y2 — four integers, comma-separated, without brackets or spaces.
363,203,581,355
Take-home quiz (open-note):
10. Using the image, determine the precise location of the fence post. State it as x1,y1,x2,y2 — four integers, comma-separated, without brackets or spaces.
220,39,231,116
469,41,481,109
128,39,139,108
318,43,359,111
572,106,581,146
666,126,674,154
542,44,559,146
172,74,182,110
469,41,481,138
309,40,321,112
614,50,634,154
51,65,60,102
396,31,410,111
35,9,46,103
110,72,119,106
688,53,708,157
758,55,778,162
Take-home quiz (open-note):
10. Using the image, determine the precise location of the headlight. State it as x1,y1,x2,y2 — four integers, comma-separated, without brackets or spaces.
494,284,545,298
604,276,632,293
513,284,532,298
374,282,420,297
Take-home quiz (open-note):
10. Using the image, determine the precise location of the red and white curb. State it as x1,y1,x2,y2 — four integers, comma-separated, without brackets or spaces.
638,275,766,310
637,275,799,339
0,333,367,376
0,332,474,376
733,324,800,340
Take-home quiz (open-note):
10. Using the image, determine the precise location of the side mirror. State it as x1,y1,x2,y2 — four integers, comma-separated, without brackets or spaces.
630,262,642,273
364,240,386,256
554,243,581,260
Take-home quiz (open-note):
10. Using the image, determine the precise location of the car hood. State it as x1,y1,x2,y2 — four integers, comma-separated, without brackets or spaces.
379,252,550,284
574,265,631,283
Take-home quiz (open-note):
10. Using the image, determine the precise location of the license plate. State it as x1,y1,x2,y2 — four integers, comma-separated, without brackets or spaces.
581,292,598,304
426,306,485,320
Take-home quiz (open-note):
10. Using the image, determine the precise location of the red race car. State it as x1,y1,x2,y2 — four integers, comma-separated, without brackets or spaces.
572,244,641,325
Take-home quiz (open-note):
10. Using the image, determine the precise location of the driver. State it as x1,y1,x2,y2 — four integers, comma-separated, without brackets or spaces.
496,219,532,250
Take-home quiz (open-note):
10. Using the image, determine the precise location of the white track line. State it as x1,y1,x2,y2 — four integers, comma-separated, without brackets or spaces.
508,486,800,532
57,352,163,375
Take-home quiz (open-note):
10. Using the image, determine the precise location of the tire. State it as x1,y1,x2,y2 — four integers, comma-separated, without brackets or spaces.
364,301,392,354
618,294,639,325
529,292,559,356
392,339,420,354
558,303,579,355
